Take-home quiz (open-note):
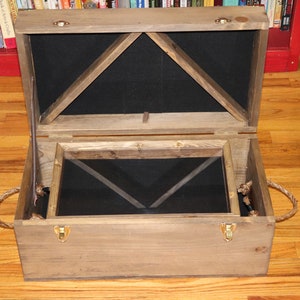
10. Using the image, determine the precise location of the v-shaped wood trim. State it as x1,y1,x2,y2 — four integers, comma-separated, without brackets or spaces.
146,32,248,122
150,156,219,208
70,159,146,209
41,31,248,124
71,156,219,210
40,32,142,124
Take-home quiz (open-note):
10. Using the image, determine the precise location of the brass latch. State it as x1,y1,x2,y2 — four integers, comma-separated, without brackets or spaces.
220,223,237,242
54,225,71,243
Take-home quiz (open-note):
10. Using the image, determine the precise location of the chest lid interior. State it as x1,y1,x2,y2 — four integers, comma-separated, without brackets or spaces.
15,7,269,138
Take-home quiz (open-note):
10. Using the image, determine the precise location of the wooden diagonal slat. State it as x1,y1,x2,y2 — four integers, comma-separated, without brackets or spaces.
146,32,248,122
150,156,219,209
70,159,146,209
40,32,142,124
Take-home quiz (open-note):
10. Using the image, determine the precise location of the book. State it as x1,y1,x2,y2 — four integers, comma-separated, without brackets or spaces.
222,0,238,5
47,0,60,9
273,0,283,27
26,0,34,9
267,0,276,27
82,0,98,8
118,0,130,7
107,0,118,7
0,28,4,48
33,0,45,8
0,0,16,49
214,0,222,5
204,0,213,6
7,0,18,22
99,0,107,8
137,0,144,7
60,0,70,8
130,0,136,7
281,0,294,30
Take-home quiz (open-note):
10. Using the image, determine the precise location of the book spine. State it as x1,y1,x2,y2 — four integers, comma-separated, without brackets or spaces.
203,0,213,6
0,28,4,48
118,0,130,7
214,0,222,5
26,0,34,8
60,0,70,8
137,0,144,7
15,0,23,8
130,0,136,7
223,0,238,5
99,0,107,8
280,0,294,30
43,0,49,8
273,0,283,27
7,0,18,22
74,0,82,8
33,0,45,8
0,0,16,49
267,0,276,27
108,0,118,7
47,0,60,9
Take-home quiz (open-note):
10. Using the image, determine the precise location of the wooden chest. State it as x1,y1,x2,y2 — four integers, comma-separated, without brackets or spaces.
14,7,274,280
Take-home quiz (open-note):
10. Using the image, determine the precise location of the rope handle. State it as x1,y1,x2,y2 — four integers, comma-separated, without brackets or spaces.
238,180,298,222
0,187,20,229
267,180,298,222
0,180,298,229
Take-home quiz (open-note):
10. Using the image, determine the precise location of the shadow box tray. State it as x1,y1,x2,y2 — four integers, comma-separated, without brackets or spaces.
14,7,275,280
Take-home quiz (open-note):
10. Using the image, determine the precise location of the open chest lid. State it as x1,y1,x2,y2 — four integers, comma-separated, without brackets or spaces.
15,7,269,138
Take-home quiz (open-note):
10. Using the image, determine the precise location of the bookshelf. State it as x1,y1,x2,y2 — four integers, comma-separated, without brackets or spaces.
0,3,299,76
265,0,300,72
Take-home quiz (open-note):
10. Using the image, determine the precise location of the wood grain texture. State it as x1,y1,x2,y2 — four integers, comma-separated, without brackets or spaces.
0,68,300,296
15,7,269,35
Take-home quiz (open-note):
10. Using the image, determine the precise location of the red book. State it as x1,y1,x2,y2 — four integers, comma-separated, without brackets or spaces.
214,0,222,5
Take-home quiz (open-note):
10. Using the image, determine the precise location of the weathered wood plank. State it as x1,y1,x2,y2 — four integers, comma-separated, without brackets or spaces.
47,144,65,218
15,7,269,34
37,112,250,136
14,215,274,280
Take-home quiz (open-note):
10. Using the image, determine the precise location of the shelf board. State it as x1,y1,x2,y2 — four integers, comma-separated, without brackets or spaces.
0,48,20,76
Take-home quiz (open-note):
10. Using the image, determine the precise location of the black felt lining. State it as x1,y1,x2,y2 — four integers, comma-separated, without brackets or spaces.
57,157,229,216
30,31,254,116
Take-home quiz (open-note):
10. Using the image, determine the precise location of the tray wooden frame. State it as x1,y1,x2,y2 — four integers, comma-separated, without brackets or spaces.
47,140,240,218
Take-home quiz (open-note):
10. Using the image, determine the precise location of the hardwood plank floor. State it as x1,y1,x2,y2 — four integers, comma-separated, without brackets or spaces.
0,69,299,299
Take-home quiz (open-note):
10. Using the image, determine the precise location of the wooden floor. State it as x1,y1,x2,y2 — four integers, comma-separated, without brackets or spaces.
0,69,300,299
